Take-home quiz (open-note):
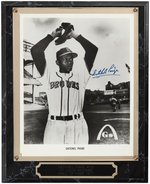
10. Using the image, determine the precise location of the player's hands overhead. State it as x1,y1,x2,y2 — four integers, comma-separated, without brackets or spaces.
51,26,63,38
54,22,79,45
61,22,79,39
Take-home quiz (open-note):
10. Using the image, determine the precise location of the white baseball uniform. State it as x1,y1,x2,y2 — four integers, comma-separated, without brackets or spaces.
43,68,90,144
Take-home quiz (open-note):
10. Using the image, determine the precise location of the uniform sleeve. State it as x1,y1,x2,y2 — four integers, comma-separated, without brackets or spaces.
31,34,54,77
76,35,98,73
78,62,91,89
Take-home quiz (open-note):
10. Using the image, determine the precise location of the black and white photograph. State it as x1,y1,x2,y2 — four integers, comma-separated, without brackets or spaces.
13,8,138,159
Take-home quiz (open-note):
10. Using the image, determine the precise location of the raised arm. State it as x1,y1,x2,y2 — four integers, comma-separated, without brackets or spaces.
71,31,98,73
31,27,62,76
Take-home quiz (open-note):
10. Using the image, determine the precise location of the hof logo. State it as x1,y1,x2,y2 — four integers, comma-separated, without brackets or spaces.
97,124,118,141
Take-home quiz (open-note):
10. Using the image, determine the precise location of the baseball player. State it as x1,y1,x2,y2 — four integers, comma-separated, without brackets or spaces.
31,23,98,144
109,96,120,112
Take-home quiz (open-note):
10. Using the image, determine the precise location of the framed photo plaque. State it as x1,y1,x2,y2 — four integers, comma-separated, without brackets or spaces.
2,1,148,182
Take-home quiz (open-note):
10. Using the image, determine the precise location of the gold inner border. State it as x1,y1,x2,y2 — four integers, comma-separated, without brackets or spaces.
35,162,118,179
13,7,139,161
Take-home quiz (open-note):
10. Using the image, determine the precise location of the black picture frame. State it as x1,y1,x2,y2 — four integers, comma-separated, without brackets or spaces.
2,1,148,182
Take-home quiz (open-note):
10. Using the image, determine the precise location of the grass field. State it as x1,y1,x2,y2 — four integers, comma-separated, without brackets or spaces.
24,104,130,144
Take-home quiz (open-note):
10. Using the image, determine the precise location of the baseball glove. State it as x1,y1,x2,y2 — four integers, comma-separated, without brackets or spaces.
55,22,74,45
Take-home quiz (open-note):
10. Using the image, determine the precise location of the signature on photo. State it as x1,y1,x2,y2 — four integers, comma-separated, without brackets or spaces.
91,64,120,78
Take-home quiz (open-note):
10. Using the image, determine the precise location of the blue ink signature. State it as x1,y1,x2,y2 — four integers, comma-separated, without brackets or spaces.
90,64,120,78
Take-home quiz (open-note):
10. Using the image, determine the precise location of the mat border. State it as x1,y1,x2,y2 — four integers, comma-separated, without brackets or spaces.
13,6,138,162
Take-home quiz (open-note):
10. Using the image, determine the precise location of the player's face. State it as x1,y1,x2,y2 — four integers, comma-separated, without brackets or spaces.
58,54,74,73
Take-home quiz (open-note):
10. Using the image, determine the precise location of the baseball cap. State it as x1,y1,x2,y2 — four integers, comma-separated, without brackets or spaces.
56,47,78,59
